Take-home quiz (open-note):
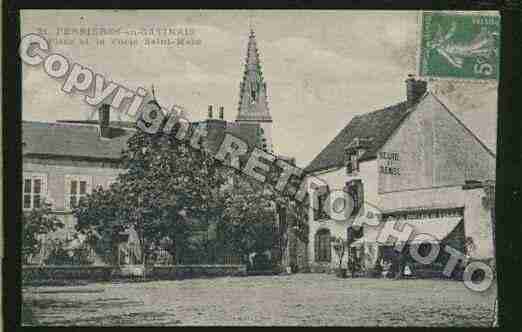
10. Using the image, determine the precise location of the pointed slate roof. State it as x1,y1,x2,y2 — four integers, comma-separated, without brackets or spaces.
304,100,413,174
236,29,271,123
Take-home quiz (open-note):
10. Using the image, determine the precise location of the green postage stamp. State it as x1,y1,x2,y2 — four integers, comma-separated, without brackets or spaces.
419,12,500,81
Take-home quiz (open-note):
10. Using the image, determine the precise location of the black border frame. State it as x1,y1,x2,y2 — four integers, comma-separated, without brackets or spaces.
4,1,520,331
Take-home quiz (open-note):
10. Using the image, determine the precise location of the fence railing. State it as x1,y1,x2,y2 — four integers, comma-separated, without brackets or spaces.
223,254,241,265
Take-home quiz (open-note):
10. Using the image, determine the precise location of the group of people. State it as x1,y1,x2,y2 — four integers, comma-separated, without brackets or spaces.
374,244,419,279
346,246,413,278
377,259,414,279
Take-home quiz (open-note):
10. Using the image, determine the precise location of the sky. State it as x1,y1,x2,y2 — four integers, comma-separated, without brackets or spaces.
21,10,498,168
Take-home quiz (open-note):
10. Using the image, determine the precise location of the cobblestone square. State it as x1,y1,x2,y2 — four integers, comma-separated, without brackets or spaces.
23,274,497,326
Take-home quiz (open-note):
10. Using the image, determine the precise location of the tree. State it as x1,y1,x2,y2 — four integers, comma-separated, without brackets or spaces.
75,115,310,268
22,201,64,264
220,176,277,263
75,123,230,266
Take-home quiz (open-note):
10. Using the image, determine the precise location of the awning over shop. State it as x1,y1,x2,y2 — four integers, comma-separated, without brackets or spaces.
350,217,462,247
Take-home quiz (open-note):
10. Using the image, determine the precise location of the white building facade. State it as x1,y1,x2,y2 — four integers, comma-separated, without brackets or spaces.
303,77,496,277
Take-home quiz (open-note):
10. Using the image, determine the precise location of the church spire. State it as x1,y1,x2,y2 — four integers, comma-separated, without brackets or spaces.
236,29,272,123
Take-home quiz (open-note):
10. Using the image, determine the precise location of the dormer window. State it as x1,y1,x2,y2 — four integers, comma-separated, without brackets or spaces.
345,137,373,175
346,151,359,175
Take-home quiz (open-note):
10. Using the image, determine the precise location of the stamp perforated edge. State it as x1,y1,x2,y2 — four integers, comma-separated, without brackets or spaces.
416,10,501,85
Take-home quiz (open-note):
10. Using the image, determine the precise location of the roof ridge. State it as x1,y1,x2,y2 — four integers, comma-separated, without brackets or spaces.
23,120,99,129
429,92,496,158
305,100,412,174
358,100,408,117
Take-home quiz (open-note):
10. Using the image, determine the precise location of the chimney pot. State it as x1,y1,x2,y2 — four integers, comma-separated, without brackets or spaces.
208,105,213,118
219,106,224,120
98,104,111,138
405,75,427,107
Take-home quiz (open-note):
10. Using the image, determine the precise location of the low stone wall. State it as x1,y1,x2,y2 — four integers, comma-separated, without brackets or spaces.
23,264,248,282
151,264,247,279
310,262,334,273
22,265,113,282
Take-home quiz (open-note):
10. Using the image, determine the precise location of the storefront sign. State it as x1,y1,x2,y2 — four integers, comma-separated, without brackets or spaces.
379,151,400,176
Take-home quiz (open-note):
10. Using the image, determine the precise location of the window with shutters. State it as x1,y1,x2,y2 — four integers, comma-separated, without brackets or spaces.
345,180,364,217
65,175,92,210
313,186,330,221
315,229,331,262
346,151,359,175
23,173,47,210
345,138,370,175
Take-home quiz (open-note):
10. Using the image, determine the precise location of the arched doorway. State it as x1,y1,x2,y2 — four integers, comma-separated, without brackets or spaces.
314,229,331,263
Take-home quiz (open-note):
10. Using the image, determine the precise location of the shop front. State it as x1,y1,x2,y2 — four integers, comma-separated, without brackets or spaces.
349,208,465,278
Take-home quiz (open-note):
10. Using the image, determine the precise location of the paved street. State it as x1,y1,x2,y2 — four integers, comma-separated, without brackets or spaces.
23,274,497,326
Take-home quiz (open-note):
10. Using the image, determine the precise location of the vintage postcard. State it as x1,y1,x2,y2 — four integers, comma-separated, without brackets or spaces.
19,10,498,326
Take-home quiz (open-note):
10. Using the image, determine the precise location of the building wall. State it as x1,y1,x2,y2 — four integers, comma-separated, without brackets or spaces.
24,157,122,212
375,93,495,260
378,94,496,193
23,157,123,264
303,95,496,273
462,187,495,259
305,160,378,272
378,185,494,260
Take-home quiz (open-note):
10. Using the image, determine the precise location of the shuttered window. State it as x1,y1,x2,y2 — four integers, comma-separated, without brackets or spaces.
65,175,92,210
346,151,359,174
313,185,330,221
23,173,47,210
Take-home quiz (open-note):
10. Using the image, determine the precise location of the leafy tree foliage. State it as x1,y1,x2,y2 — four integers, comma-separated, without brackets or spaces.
22,202,64,264
75,117,308,266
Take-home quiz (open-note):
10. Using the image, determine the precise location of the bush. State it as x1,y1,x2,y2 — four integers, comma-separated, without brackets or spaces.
22,202,64,264
43,239,94,265
44,240,72,265
252,253,271,271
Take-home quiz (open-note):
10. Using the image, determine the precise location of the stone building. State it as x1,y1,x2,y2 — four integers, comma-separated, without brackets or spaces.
22,109,132,265
303,76,496,277
22,28,286,267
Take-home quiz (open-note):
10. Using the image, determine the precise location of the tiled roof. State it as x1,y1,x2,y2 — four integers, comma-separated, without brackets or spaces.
305,100,413,174
225,122,260,149
187,120,261,153
23,121,134,160
23,119,262,161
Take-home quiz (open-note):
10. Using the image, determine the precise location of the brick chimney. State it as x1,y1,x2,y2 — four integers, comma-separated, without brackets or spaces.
219,106,224,120
208,105,213,119
98,104,111,138
405,74,427,107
